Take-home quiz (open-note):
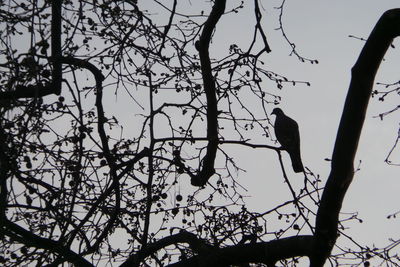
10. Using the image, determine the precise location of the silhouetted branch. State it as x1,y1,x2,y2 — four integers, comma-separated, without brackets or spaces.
275,0,317,64
3,219,93,267
312,8,400,267
0,126,10,223
159,0,177,53
254,0,271,53
190,0,226,186
51,0,62,95
168,235,314,267
0,83,54,100
155,136,279,150
61,57,105,82
120,231,213,267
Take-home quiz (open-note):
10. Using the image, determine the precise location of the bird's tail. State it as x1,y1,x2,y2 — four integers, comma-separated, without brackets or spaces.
289,151,304,173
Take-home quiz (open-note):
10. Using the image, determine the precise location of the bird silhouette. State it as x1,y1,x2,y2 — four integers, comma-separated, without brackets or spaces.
271,108,304,173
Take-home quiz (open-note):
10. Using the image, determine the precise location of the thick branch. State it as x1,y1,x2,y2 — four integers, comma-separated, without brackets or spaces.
120,231,213,267
0,126,10,223
168,235,314,267
312,9,400,266
61,56,105,82
191,0,225,186
3,219,92,267
51,0,62,95
0,84,55,99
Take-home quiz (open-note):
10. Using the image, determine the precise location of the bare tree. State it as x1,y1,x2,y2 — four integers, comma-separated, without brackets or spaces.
0,1,399,266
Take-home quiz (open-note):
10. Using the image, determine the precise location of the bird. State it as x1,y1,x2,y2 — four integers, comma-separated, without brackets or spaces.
271,108,304,173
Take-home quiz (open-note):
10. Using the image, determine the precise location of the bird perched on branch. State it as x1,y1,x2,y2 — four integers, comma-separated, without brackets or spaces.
271,108,304,173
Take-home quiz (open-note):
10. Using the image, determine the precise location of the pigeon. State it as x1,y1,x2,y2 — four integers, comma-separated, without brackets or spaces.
271,108,304,173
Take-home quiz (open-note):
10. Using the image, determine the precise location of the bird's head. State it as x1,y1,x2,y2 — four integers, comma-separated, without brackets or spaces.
271,108,284,116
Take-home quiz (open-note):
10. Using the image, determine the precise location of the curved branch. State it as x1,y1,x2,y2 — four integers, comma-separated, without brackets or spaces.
61,56,105,82
312,9,400,266
120,231,213,267
3,219,93,267
191,0,226,186
168,235,314,267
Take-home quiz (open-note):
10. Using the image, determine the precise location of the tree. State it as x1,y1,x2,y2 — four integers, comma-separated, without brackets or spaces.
0,1,399,266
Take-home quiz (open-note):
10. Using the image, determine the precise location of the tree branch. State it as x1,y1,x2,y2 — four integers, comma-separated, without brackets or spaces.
120,231,213,267
61,56,105,82
168,235,314,267
3,219,93,267
191,0,226,186
254,0,272,53
312,9,400,266
51,0,62,95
